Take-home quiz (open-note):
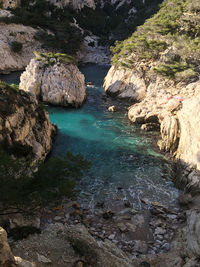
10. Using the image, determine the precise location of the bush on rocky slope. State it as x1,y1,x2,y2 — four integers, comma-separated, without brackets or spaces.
111,0,200,81
0,0,164,51
0,149,91,209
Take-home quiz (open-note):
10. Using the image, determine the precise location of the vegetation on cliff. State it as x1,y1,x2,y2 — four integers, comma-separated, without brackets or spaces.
34,51,77,66
0,149,90,210
1,0,163,52
111,0,200,81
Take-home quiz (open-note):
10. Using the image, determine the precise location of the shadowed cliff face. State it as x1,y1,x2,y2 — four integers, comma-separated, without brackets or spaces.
0,81,56,162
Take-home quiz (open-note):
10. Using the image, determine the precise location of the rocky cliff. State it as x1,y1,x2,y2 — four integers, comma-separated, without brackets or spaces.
0,226,35,267
0,81,56,162
19,53,86,107
2,0,20,9
104,0,200,186
48,0,95,9
0,23,42,73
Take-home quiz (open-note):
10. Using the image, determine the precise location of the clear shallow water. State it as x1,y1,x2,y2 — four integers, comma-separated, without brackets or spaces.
48,65,179,211
0,66,179,211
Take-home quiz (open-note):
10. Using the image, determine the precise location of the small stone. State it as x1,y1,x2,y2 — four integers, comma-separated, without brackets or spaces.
161,242,170,251
54,216,62,221
76,261,84,267
124,201,131,208
178,193,193,206
117,223,127,232
72,202,81,209
37,253,52,263
154,227,166,235
108,105,117,112
102,210,114,219
108,234,115,240
156,234,164,241
134,240,148,254
141,198,150,205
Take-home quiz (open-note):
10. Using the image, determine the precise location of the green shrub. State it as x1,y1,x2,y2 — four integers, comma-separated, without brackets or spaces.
0,149,91,209
34,51,76,66
10,41,23,53
153,61,194,77
8,226,41,241
111,0,200,81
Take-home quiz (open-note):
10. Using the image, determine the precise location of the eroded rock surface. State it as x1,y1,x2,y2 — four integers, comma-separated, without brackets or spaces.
12,223,133,267
0,82,56,162
0,227,16,267
0,23,42,73
104,66,146,101
20,56,86,107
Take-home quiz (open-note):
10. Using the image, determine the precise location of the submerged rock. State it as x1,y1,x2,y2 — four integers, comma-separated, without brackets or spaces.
19,53,86,107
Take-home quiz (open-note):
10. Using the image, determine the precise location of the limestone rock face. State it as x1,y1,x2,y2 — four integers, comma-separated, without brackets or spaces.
0,23,42,73
103,66,146,101
2,0,20,9
176,96,200,170
48,0,95,9
0,82,56,162
128,81,200,170
0,227,16,267
77,35,110,65
20,57,86,107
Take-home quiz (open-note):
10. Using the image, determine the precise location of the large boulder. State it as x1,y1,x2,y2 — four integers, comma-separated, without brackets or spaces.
20,53,86,108
103,66,146,101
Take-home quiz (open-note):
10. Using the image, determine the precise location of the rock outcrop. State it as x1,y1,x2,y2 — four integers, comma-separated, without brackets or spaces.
0,226,35,267
2,0,20,9
12,223,133,267
77,35,110,65
0,81,56,162
48,0,95,9
127,80,200,169
19,54,86,107
0,23,42,73
103,65,146,101
0,227,16,267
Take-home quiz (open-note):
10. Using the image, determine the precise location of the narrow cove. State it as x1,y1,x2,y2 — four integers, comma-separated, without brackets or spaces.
48,64,179,211
0,65,179,211
0,65,181,255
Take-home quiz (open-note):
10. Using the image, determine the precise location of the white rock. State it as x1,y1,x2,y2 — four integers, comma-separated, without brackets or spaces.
37,253,52,263
20,57,86,107
104,66,146,101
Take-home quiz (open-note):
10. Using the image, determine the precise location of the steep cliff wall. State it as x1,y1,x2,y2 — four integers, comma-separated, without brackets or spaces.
0,81,56,162
104,0,200,181
48,0,95,9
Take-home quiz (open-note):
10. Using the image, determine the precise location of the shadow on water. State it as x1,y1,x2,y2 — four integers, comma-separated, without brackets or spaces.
49,64,179,210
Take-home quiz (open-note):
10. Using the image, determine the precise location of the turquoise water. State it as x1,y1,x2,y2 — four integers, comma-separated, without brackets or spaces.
0,66,178,210
48,65,179,211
